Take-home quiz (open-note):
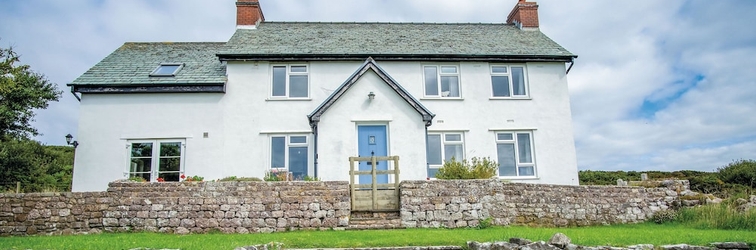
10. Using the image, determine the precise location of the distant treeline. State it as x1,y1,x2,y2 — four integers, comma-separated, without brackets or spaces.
579,159,756,198
0,139,73,193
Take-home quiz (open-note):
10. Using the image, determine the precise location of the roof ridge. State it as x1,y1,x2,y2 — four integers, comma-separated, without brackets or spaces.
260,21,510,25
123,42,227,45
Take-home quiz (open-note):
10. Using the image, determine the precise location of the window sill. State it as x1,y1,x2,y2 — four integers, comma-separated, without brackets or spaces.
266,98,312,101
498,176,539,180
489,97,531,100
420,97,464,101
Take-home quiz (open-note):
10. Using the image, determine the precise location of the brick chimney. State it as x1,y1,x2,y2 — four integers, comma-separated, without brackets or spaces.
236,0,264,29
507,0,539,30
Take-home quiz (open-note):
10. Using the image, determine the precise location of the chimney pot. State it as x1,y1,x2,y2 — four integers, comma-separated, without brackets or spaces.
507,0,539,30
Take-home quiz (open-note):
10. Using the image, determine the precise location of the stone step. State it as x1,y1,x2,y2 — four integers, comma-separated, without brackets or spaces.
348,211,403,230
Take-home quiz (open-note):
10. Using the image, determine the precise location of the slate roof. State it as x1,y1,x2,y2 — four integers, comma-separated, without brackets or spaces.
70,42,227,86
219,22,575,61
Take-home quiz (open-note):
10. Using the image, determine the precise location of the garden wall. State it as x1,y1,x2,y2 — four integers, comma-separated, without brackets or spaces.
1,180,681,236
0,181,350,236
400,180,679,228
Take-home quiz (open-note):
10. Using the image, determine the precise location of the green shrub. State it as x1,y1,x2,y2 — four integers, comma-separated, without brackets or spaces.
718,159,756,189
184,175,204,182
303,175,320,181
435,157,497,180
477,217,493,229
264,170,289,181
127,176,146,182
651,209,678,224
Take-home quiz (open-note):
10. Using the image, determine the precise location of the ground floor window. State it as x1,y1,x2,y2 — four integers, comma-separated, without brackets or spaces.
495,131,535,177
128,139,184,182
270,134,309,179
427,132,465,168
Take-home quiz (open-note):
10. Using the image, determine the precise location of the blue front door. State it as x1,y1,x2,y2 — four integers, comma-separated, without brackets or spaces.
357,125,388,184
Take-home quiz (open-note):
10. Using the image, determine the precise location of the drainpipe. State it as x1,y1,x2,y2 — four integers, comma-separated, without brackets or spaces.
70,85,81,102
424,126,430,178
311,123,319,178
566,57,576,75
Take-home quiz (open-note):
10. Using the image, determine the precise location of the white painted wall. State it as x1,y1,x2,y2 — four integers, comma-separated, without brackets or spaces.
73,60,579,191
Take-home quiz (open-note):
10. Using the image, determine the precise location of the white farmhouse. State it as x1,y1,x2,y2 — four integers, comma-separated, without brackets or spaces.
69,0,579,191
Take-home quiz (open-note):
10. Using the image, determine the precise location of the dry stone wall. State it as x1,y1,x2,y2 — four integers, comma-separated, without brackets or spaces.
2,179,680,236
0,181,350,236
400,180,678,228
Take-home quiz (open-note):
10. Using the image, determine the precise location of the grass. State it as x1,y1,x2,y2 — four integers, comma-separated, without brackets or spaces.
677,203,756,231
1,223,755,250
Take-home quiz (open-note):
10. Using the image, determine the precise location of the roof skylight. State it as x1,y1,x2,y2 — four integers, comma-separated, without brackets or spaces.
150,63,183,77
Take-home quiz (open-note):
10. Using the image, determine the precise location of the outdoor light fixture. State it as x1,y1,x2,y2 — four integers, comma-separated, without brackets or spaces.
65,134,79,148
368,92,375,100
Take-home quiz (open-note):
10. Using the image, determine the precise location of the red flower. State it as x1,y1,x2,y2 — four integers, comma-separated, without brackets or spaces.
180,174,186,179
426,177,430,181
157,177,165,182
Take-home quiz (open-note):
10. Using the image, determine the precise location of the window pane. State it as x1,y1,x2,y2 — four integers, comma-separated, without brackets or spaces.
497,133,513,141
130,158,152,173
512,67,526,96
491,66,508,74
440,66,457,74
272,66,287,96
159,142,181,156
444,144,464,162
289,146,308,180
290,136,307,144
517,133,533,163
440,76,459,97
424,66,439,96
497,143,516,176
289,75,308,97
445,134,461,142
290,66,307,73
154,65,179,75
491,76,510,97
427,134,442,165
131,143,153,157
159,157,181,172
158,172,180,182
518,166,535,176
271,137,285,168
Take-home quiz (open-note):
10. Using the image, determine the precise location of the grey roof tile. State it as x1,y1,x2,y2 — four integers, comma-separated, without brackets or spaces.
71,42,226,86
221,22,575,58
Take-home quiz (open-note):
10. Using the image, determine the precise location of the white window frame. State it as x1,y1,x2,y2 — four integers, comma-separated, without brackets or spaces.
270,64,310,99
423,65,461,98
490,64,529,98
494,131,537,178
125,139,186,182
426,132,465,168
269,134,310,177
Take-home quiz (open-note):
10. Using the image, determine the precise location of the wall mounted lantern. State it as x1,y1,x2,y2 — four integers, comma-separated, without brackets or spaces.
368,92,375,100
65,134,79,148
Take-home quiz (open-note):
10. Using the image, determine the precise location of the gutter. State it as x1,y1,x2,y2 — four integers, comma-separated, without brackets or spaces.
217,53,576,63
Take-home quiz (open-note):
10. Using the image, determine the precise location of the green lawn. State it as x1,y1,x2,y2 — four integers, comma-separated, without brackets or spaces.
1,223,754,250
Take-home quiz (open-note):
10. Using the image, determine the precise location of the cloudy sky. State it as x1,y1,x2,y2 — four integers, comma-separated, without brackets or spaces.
1,0,754,172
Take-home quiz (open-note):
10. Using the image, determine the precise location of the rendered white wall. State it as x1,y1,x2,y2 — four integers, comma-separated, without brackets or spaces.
73,60,579,191
72,93,225,192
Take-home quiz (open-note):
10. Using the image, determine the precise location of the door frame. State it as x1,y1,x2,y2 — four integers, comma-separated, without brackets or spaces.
355,122,392,184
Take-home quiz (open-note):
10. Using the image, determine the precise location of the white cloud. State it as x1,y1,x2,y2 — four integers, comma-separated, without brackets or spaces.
1,0,754,172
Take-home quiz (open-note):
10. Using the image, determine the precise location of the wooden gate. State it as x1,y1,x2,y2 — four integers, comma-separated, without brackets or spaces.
349,156,400,211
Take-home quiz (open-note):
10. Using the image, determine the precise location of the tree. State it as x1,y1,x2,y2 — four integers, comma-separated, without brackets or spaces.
0,44,62,140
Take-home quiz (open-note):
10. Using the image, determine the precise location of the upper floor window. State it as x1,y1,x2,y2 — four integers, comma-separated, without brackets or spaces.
424,65,460,98
495,131,535,177
427,132,465,168
491,65,528,98
272,65,309,98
